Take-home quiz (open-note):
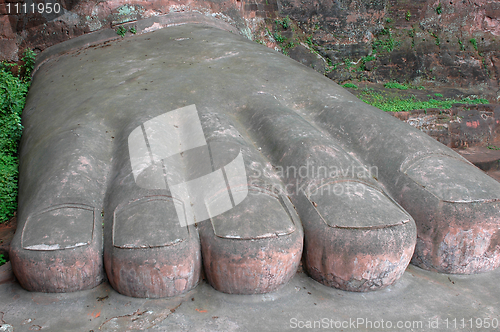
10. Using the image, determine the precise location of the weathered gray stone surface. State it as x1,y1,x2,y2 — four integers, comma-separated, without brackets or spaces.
8,15,500,299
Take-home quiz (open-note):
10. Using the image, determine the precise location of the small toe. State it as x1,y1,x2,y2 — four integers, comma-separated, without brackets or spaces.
296,180,416,291
198,188,303,294
401,154,500,273
104,196,201,298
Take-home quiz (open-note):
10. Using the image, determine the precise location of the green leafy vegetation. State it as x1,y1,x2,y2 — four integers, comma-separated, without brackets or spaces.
0,253,6,266
487,145,500,150
359,91,488,112
373,35,399,53
115,25,137,37
434,93,443,97
273,32,286,44
275,16,290,30
342,83,358,89
458,39,466,51
305,36,313,47
470,38,478,51
272,32,295,55
116,25,128,37
436,3,442,15
384,82,410,90
0,49,35,222
360,55,376,70
405,10,411,21
430,31,440,46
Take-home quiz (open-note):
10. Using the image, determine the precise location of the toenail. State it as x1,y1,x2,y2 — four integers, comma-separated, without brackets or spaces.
22,203,96,250
112,196,189,249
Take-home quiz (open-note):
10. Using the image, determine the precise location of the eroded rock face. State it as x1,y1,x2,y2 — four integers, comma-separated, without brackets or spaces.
1,0,500,89
0,0,276,60
279,0,500,88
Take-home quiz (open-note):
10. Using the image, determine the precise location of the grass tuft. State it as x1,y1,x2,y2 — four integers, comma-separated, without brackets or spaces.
359,91,488,112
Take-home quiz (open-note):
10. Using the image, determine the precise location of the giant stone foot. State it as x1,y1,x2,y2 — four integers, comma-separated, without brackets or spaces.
9,14,500,298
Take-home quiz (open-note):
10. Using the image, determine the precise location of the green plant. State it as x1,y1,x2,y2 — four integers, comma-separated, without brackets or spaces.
361,55,376,63
129,26,137,34
359,55,376,70
434,93,443,97
470,38,478,51
0,49,35,222
116,25,128,37
372,29,399,53
458,39,465,51
487,145,500,150
379,27,391,36
21,48,36,79
342,83,358,89
273,33,286,44
384,82,409,90
306,36,313,47
430,32,440,46
359,92,488,112
405,10,411,21
436,3,442,15
408,28,416,48
0,253,6,266
275,16,290,29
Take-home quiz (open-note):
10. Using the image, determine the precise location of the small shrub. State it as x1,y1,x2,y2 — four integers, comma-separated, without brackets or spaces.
21,48,36,79
275,16,290,29
436,3,442,15
0,253,6,266
405,10,411,21
116,25,128,37
430,32,440,46
384,82,409,90
434,93,443,97
342,83,358,89
273,33,286,44
470,38,478,51
373,36,399,53
129,26,137,34
359,55,376,71
458,39,465,51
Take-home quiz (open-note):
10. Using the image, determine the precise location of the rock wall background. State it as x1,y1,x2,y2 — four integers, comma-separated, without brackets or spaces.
275,0,500,90
1,0,499,91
